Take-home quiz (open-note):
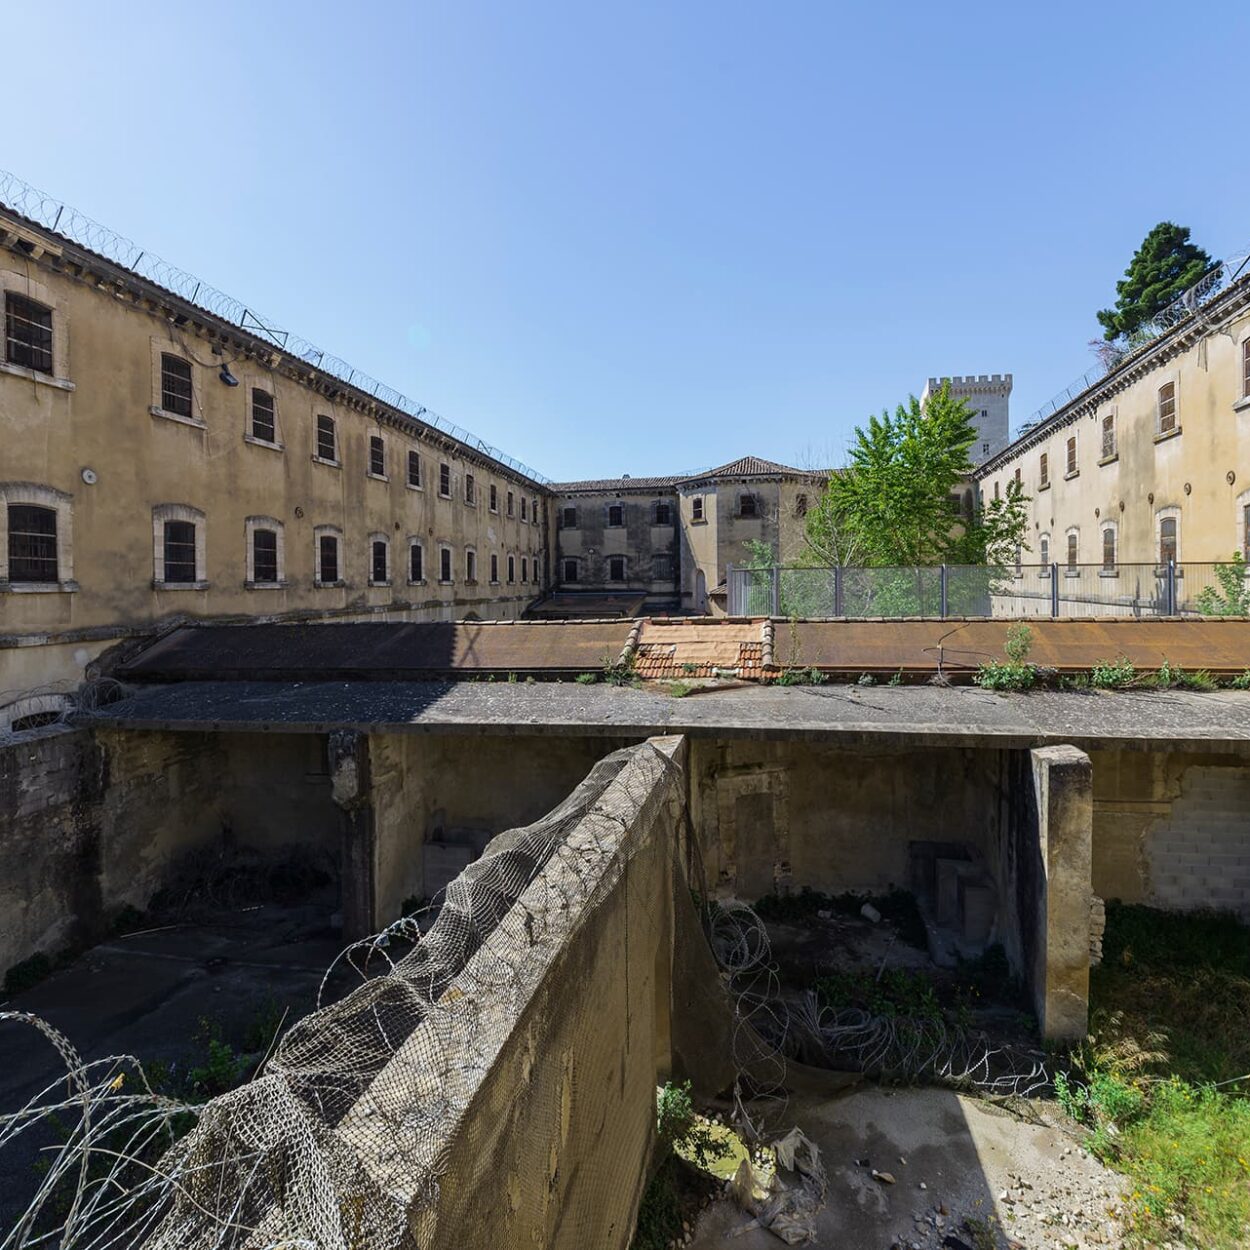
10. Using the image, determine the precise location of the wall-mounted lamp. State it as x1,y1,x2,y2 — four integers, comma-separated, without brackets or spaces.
219,364,239,387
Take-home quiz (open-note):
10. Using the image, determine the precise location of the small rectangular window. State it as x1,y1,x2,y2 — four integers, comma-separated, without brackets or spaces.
654,502,671,525
607,503,624,527
4,292,53,374
654,553,672,578
507,555,516,583
609,555,626,581
465,473,476,505
369,435,386,477
521,556,528,582
531,498,539,524
691,496,704,521
794,494,807,519
1101,413,1116,459
319,534,339,584
1066,436,1077,475
1102,528,1116,571
1039,452,1049,487
7,504,58,582
466,549,476,581
521,497,528,521
1158,382,1177,434
1039,536,1050,566
562,505,577,529
491,553,499,582
316,414,337,461
1066,532,1078,571
407,449,421,487
253,529,279,583
371,539,388,583
507,490,515,517
161,354,193,417
490,484,498,512
251,388,276,443
440,547,452,582
410,543,424,583
1013,468,1021,486
163,520,197,583
948,494,963,517
533,558,540,585
440,463,451,497
563,558,578,583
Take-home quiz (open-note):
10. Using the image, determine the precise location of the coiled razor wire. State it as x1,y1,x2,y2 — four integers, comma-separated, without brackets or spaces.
792,994,1052,1097
0,743,676,1250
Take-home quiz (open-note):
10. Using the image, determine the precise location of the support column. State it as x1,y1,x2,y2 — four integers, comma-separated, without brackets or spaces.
1030,744,1092,1040
329,730,377,941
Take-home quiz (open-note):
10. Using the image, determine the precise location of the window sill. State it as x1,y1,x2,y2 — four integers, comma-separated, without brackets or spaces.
150,405,205,429
368,580,392,588
1234,395,1250,413
437,579,454,586
1,362,74,391
312,454,341,469
1,580,79,593
153,580,209,591
1063,470,1080,481
1153,426,1182,444
689,518,708,525
1064,570,1081,579
439,492,452,501
1099,570,1120,579
406,482,423,492
245,580,288,590
489,507,499,515
1098,454,1119,466
366,471,389,483
407,579,428,587
1037,482,1050,492
1153,568,1184,579
314,580,347,589
489,579,500,586
244,434,284,452
465,579,479,586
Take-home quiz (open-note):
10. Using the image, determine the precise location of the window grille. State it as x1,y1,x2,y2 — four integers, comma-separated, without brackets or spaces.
163,520,197,582
1157,383,1177,434
253,529,278,582
161,354,193,417
7,504,57,582
317,415,337,461
251,389,276,442
4,292,53,374
319,534,339,583
369,436,385,477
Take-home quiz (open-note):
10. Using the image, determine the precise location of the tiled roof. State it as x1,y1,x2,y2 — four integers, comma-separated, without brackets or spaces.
552,456,823,493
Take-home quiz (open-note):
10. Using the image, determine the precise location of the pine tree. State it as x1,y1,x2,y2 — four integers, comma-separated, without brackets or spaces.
1097,223,1214,341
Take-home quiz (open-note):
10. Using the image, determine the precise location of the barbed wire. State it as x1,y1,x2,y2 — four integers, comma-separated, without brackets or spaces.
0,169,550,486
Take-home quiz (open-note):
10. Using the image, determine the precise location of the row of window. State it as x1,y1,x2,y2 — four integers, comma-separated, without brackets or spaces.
1024,514,1186,574
1,498,541,592
560,553,674,583
556,490,796,531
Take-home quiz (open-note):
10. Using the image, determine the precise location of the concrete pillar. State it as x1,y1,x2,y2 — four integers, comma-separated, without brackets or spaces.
1031,744,1092,1040
329,731,377,941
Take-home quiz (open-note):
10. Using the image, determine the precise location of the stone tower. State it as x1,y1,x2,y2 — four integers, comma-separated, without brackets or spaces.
921,374,1012,466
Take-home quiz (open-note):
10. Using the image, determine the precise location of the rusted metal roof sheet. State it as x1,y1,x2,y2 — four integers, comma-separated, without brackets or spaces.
121,621,634,681
787,618,1250,676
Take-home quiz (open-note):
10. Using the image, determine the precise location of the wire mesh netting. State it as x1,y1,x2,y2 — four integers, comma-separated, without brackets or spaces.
0,742,681,1250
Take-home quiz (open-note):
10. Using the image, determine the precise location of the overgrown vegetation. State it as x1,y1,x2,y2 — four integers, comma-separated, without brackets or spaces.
1089,655,1137,689
975,623,1038,692
1060,904,1250,1247
773,666,827,687
1194,553,1250,617
754,886,928,950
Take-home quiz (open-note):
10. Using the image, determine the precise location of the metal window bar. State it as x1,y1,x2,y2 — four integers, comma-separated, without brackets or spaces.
317,415,337,461
162,520,196,583
7,504,57,582
160,354,193,417
4,291,53,373
252,529,278,583
369,437,385,477
320,535,339,583
251,389,275,442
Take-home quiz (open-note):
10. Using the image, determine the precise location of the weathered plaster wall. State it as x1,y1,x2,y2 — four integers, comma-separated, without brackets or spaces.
688,739,1008,902
1090,748,1250,916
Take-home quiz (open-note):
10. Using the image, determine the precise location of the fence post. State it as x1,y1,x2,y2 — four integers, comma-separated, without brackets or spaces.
726,562,735,615
834,565,843,617
940,564,948,619
1050,563,1060,618
770,565,780,617
1167,560,1177,616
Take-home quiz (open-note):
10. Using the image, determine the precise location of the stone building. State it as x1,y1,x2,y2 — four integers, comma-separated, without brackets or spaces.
975,270,1250,574
550,457,824,615
922,373,1012,465
0,202,549,703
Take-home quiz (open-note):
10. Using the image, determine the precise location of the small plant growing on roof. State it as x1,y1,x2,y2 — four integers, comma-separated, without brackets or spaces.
975,622,1037,692
1089,656,1137,689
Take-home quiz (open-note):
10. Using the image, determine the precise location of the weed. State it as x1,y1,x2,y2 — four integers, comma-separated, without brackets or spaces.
1089,656,1137,689
774,666,826,686
962,1213,1000,1250
662,681,694,698
507,671,518,683
1150,659,1215,690
1228,669,1250,690
815,967,942,1023
1003,622,1033,663
887,669,904,686
974,660,1036,692
574,672,598,685
1193,552,1250,617
856,672,876,686
602,650,639,687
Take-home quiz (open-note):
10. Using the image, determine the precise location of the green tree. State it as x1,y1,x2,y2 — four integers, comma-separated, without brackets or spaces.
1097,223,1214,341
805,382,1029,571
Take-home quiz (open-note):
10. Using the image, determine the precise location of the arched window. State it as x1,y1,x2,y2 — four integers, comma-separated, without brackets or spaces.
1,484,74,587
245,516,284,586
1101,525,1117,572
153,504,206,587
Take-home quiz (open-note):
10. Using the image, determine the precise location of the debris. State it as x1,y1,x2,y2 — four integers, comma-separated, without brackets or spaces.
872,1169,896,1185
860,902,882,923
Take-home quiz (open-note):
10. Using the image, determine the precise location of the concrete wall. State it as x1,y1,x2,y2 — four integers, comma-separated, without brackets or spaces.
1090,748,1250,918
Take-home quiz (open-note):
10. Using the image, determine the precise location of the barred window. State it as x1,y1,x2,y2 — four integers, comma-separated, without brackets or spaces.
654,553,673,578
1102,527,1116,571
163,520,197,583
532,498,539,524
691,496,704,521
1065,435,1077,476
490,484,498,511
410,542,424,583
521,556,528,582
491,553,499,582
252,528,279,583
440,463,451,497
1243,340,1250,398
161,354,193,417
440,546,453,582
407,449,421,487
465,473,476,505
739,493,757,518
318,534,339,584
1159,516,1178,565
1157,383,1177,434
609,555,626,581
1039,536,1050,566
316,415,337,461
1039,452,1049,487
507,554,516,583
466,548,476,581
369,436,386,477
251,388,276,442
655,502,672,525
607,503,624,527
5,292,53,374
1066,531,1078,571
507,490,514,517
562,506,576,528
371,539,389,583
7,504,57,582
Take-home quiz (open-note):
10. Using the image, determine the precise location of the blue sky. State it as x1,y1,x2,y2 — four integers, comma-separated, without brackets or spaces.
5,1,1247,481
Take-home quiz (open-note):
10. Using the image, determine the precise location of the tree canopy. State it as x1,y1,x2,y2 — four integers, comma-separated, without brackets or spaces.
804,382,1029,569
1096,222,1214,342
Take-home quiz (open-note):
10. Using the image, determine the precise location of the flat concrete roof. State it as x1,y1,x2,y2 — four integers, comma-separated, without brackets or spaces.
82,682,1250,753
